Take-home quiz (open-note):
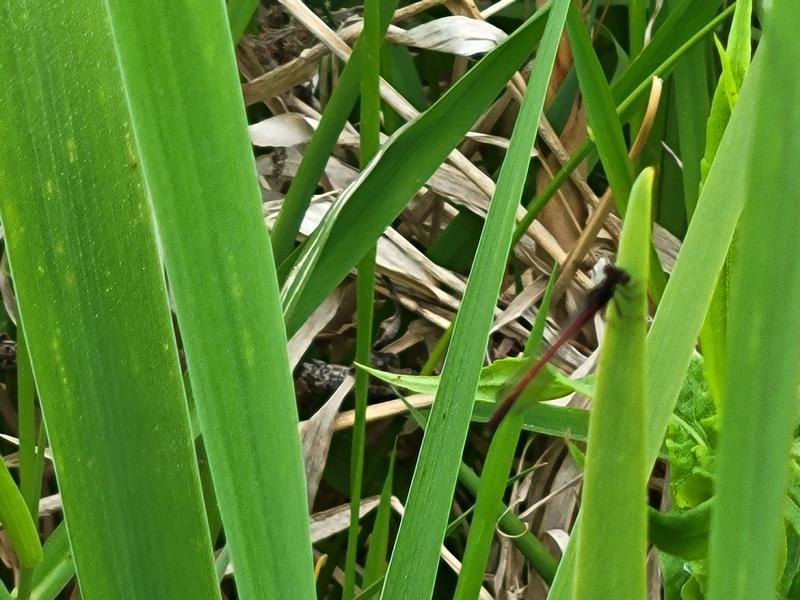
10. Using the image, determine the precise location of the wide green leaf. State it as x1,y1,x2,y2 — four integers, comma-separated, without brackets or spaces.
0,2,218,596
102,0,315,596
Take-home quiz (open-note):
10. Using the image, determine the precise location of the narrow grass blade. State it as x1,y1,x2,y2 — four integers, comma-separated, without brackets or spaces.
697,0,752,405
11,330,42,569
0,2,218,596
566,4,634,212
574,168,652,599
344,0,387,595
380,1,570,596
707,7,800,598
566,4,665,300
523,263,557,357
30,524,73,600
281,4,552,336
399,395,560,584
453,382,543,600
101,1,315,596
363,448,397,587
0,457,40,569
270,1,397,264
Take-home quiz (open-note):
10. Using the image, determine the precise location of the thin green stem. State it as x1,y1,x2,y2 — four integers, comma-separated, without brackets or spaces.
343,0,384,596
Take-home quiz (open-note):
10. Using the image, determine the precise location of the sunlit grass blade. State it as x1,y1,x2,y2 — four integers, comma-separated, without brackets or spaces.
280,4,553,336
574,168,652,599
379,1,570,596
0,2,219,596
101,1,315,596
707,6,800,598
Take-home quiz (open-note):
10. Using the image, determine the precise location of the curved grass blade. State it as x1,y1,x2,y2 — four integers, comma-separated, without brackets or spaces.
574,168,652,599
281,3,552,336
0,2,219,596
379,1,570,596
102,0,315,596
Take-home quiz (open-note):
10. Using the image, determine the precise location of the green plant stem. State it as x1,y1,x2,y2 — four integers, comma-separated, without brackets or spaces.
344,0,384,596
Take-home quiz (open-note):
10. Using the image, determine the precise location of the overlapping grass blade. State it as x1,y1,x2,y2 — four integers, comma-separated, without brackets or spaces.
566,3,665,300
269,1,397,265
102,1,315,596
30,524,73,600
379,1,570,596
574,168,652,599
0,2,219,596
549,9,770,596
707,7,800,597
280,4,552,336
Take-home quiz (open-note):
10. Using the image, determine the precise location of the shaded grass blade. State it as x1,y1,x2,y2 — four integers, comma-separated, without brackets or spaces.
566,4,665,300
102,0,315,596
344,0,388,595
0,2,218,596
379,1,570,596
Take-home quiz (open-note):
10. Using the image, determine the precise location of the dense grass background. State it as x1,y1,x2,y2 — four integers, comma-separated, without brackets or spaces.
1,0,798,598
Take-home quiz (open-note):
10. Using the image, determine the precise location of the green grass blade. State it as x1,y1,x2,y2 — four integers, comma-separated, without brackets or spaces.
101,1,315,596
513,2,734,246
454,372,550,600
707,7,800,597
30,524,73,600
344,0,387,595
12,330,42,570
269,1,397,265
574,168,652,599
611,0,723,106
281,4,552,336
566,4,666,301
697,0,752,405
453,409,526,600
549,12,771,597
363,447,397,587
379,1,570,596
399,394,560,584
523,263,558,357
566,4,634,212
0,456,41,569
0,2,218,596
226,0,259,41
